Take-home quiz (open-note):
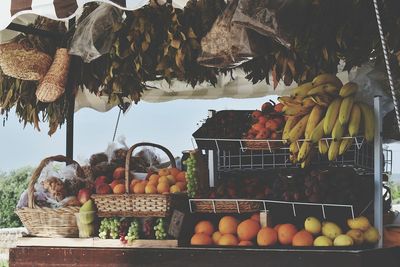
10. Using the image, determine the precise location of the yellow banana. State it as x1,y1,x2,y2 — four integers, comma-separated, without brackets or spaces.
348,103,361,137
312,73,343,89
307,83,338,96
283,116,302,141
298,141,312,162
278,96,304,107
288,114,310,143
339,82,358,97
332,117,345,140
292,82,314,97
301,148,313,168
339,138,353,155
305,105,325,139
302,97,316,108
358,102,375,142
310,118,325,143
323,97,342,135
311,95,333,107
339,95,354,125
319,140,329,154
290,142,300,154
328,140,340,161
284,105,312,116
290,153,298,164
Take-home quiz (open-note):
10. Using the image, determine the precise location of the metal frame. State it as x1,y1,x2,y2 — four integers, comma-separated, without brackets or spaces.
374,96,383,248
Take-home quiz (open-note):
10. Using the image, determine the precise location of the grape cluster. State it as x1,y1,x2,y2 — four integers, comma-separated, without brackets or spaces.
99,217,120,239
126,219,140,243
154,218,167,240
119,219,130,244
183,153,198,197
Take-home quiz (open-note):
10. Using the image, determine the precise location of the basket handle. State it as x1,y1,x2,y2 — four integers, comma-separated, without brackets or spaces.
28,155,84,209
124,142,176,193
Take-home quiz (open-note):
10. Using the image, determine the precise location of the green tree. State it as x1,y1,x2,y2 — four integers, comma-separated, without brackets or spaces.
0,167,32,228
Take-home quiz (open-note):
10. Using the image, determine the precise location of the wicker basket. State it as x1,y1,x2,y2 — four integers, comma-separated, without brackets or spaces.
244,140,285,151
15,155,84,237
92,142,179,217
191,200,261,213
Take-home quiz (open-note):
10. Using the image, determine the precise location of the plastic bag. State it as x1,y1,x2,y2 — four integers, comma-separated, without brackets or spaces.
197,0,255,68
232,0,301,48
69,3,123,63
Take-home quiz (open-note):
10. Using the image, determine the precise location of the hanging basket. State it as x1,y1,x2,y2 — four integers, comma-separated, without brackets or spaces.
15,155,84,238
35,48,71,103
92,142,182,217
0,42,52,81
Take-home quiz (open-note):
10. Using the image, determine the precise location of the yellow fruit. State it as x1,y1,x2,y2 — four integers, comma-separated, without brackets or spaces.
358,102,375,142
284,105,312,117
346,229,364,245
158,176,169,184
307,83,338,96
312,73,343,89
170,185,181,193
363,227,380,244
304,217,322,235
195,221,214,236
302,97,316,108
319,140,329,155
166,175,176,185
313,236,333,246
339,138,353,155
322,222,342,240
219,216,239,235
339,82,358,97
145,184,157,194
288,114,310,143
305,105,325,139
298,141,312,162
283,116,301,141
190,233,213,245
278,96,304,106
237,219,261,241
328,140,340,161
332,118,344,140
310,118,325,143
157,182,170,194
311,94,333,107
334,234,354,246
212,231,222,245
219,234,239,246
339,95,354,125
292,82,314,97
290,142,300,154
348,103,361,137
324,98,342,135
347,216,371,231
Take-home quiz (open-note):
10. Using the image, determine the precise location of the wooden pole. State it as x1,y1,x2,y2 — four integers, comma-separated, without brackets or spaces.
66,18,76,159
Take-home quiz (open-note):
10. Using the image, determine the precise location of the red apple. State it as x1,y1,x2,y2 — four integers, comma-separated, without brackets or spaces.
95,176,108,187
109,179,124,190
96,184,112,195
113,167,125,180
77,188,91,205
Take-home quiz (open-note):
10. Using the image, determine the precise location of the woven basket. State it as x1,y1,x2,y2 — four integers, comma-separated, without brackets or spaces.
0,42,52,81
92,142,179,217
36,48,71,103
16,155,84,237
244,140,285,150
191,200,261,213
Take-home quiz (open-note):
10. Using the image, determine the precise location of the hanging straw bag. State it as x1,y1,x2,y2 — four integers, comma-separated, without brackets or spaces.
35,48,71,103
0,41,52,81
16,155,84,237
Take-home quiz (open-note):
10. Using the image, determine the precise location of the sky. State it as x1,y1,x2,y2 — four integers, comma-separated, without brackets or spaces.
1,96,400,182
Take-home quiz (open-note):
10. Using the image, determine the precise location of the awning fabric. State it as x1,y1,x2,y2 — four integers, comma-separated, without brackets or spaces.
0,0,188,31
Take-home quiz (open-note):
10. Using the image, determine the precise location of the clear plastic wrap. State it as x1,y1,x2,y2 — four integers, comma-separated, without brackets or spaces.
197,0,255,68
69,3,123,63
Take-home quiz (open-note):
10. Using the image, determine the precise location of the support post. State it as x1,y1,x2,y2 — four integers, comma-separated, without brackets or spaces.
66,19,76,159
373,96,383,248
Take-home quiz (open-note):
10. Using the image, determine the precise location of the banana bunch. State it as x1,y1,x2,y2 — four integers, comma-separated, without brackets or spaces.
281,74,375,167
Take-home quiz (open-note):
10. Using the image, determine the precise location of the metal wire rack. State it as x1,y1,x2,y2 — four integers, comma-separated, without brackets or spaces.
188,198,356,219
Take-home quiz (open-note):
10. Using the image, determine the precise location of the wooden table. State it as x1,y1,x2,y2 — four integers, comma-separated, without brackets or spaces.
8,238,400,267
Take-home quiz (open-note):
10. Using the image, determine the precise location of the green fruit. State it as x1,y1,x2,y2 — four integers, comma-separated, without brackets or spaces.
322,222,342,240
304,217,322,235
313,236,333,246
333,234,354,246
80,199,96,212
363,227,380,244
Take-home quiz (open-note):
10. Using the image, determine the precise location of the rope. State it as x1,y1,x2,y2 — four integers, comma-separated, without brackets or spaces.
373,0,400,131
112,108,122,142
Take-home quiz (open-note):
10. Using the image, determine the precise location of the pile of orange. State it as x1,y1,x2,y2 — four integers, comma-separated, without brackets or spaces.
190,214,315,247
130,167,187,194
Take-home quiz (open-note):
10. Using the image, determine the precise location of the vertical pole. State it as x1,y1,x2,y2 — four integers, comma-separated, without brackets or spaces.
374,96,383,248
66,18,76,159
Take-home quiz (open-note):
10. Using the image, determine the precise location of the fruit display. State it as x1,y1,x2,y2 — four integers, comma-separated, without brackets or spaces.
243,101,285,141
189,214,380,248
278,74,376,167
183,153,198,197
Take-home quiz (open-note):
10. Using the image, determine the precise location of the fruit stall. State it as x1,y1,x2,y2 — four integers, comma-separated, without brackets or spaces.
1,0,400,266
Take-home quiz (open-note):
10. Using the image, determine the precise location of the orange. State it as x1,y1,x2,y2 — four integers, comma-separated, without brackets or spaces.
250,213,260,222
176,171,186,182
218,234,239,246
212,231,222,245
109,179,124,190
195,221,214,236
158,176,169,184
157,182,170,194
166,175,176,185
278,224,298,245
158,168,170,176
169,167,181,177
190,233,213,246
219,216,239,235
148,174,160,183
274,224,282,232
133,183,146,194
113,184,126,194
147,180,158,186
145,184,157,194
238,240,254,246
257,227,278,246
175,181,186,191
237,219,261,241
130,178,141,187
292,230,314,246
170,185,181,193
